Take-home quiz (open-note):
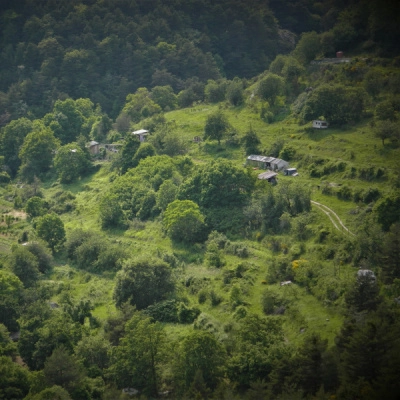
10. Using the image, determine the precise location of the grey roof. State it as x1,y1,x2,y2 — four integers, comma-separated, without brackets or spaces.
89,141,99,146
132,129,149,135
357,269,376,279
271,158,287,165
258,171,278,180
247,155,288,165
247,155,270,162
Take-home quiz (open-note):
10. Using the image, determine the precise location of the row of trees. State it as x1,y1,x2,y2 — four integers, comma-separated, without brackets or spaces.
0,0,288,120
0,98,106,182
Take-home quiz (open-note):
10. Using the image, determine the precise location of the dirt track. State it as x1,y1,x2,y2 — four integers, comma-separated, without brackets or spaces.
311,200,355,236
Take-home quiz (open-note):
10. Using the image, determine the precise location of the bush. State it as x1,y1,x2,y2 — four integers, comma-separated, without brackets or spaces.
144,300,179,323
206,231,228,249
261,290,287,315
50,191,76,214
177,303,201,324
0,171,11,183
362,188,381,203
266,256,293,284
225,241,249,258
113,257,175,309
337,185,352,200
198,289,208,304
279,145,296,161
205,242,225,268
210,290,223,307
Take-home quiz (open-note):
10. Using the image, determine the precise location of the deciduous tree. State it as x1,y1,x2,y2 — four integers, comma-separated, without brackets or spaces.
110,314,166,397
19,122,60,182
257,74,284,105
163,200,206,243
0,270,23,331
36,213,66,251
0,117,33,176
242,126,261,155
113,257,175,309
173,330,226,393
54,142,90,183
204,111,230,144
25,196,48,218
7,245,40,287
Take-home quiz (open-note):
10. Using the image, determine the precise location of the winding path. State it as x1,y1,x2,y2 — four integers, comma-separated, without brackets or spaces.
311,200,355,236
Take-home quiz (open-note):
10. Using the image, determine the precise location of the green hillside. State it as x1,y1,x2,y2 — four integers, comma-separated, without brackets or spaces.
1,1,400,399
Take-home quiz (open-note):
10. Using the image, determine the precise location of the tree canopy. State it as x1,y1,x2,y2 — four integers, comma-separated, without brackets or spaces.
163,200,206,243
113,257,175,309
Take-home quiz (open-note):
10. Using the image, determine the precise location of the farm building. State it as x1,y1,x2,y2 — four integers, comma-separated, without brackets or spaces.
270,158,289,171
246,155,289,171
357,269,376,280
258,171,278,184
132,129,149,142
312,120,328,129
284,168,298,176
87,140,100,154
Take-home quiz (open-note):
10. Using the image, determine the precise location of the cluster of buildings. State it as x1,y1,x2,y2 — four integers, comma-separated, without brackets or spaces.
86,129,150,156
246,155,297,184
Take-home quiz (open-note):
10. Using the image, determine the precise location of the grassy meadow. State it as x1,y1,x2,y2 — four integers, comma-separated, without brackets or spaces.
1,92,397,355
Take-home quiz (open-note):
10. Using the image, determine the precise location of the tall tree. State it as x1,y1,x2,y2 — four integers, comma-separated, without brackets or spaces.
173,330,226,394
257,74,284,105
7,245,40,288
54,142,90,183
301,84,368,125
242,126,261,155
18,122,60,182
43,346,86,395
0,270,23,332
0,117,33,176
36,213,66,251
113,257,175,309
178,159,255,208
118,134,140,174
111,314,166,397
203,111,230,144
163,200,206,243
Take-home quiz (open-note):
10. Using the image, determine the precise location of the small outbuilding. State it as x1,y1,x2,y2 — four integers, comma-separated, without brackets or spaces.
258,170,278,184
246,155,289,171
284,168,298,176
132,129,149,142
357,269,376,281
87,141,100,154
312,120,328,129
270,158,289,172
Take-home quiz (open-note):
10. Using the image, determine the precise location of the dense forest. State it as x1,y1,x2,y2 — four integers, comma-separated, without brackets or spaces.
1,0,400,399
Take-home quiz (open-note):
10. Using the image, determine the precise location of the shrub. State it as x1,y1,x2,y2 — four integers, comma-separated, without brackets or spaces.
205,242,225,268
163,200,206,244
225,241,249,258
50,191,76,214
261,290,287,315
266,256,293,284
362,188,381,203
193,313,220,333
337,185,352,200
144,300,179,323
279,145,296,161
206,231,228,249
198,289,208,304
233,305,248,320
177,303,201,324
0,171,11,183
114,257,175,309
210,290,223,307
